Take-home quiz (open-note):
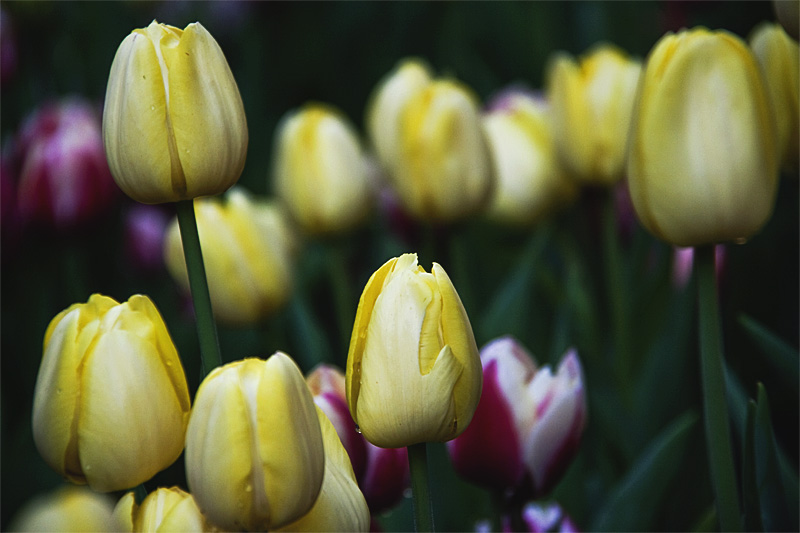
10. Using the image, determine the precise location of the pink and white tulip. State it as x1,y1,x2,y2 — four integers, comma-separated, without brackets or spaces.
448,337,586,498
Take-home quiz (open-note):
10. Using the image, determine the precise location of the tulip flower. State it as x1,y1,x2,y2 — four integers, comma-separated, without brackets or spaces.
346,253,482,448
8,486,116,532
750,22,799,171
124,205,170,273
15,98,117,229
501,501,579,533
627,27,779,246
366,57,433,172
448,337,586,498
277,408,371,532
185,353,325,531
32,294,191,493
546,44,641,185
272,102,373,235
386,79,494,222
163,186,295,326
482,89,577,226
307,364,410,512
103,20,247,204
113,487,215,532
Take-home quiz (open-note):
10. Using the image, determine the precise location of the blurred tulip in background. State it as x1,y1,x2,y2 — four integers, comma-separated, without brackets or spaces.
8,486,116,532
627,27,779,246
124,204,170,273
113,486,214,532
32,294,191,492
102,21,247,204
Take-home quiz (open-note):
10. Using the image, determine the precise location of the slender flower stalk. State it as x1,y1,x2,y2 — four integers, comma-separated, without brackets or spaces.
696,245,742,532
175,199,221,376
408,443,434,532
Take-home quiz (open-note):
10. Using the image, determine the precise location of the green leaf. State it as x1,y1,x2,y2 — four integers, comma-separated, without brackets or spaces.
591,411,698,532
738,314,799,388
742,400,763,532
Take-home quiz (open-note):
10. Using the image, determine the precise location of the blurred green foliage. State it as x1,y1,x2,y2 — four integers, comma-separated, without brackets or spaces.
1,1,796,531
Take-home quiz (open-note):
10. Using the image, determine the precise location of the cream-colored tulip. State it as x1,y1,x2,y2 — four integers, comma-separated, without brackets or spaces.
627,27,779,246
103,21,247,204
750,22,799,170
366,58,433,171
273,103,372,234
113,487,215,532
482,91,577,226
277,408,370,532
185,353,325,531
546,44,641,185
346,253,482,448
8,486,116,532
164,187,295,326
32,294,191,492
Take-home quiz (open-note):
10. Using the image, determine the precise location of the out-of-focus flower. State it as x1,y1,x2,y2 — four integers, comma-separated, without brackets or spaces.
272,102,372,235
8,486,116,532
671,244,727,289
15,98,117,229
546,44,641,186
774,0,799,40
448,337,586,498
501,501,579,533
1,8,17,86
276,408,370,532
750,22,799,171
366,58,433,172
346,253,482,448
103,21,247,204
627,27,779,247
163,187,295,326
124,205,171,272
32,294,191,492
185,353,325,531
307,364,409,513
482,89,577,226
113,487,215,532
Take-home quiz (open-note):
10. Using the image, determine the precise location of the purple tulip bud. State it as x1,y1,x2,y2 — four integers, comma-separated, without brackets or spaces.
448,337,586,498
501,501,579,533
124,205,170,273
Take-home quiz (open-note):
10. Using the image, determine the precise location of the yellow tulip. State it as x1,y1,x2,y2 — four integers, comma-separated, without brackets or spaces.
8,486,115,532
185,353,325,531
277,408,370,532
32,294,191,492
482,91,578,226
346,253,482,448
273,103,373,235
750,22,799,171
546,44,641,185
113,487,215,532
163,187,295,326
627,27,779,246
366,58,433,171
103,21,248,204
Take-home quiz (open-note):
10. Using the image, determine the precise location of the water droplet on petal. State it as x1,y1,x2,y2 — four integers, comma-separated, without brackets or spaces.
354,424,362,434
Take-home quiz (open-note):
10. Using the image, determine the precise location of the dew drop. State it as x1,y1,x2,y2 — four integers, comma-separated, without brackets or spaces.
150,105,155,111
244,484,253,493
403,487,412,499
734,237,748,245
354,424,362,434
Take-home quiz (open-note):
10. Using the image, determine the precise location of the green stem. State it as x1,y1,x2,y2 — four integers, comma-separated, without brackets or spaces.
327,241,354,363
408,442,435,532
696,245,742,532
176,199,222,377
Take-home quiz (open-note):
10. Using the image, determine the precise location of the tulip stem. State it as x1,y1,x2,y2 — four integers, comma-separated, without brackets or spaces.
176,199,222,377
696,245,742,532
408,442,435,532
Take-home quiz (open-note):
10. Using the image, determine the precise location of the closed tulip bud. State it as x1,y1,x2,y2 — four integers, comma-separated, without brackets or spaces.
273,103,372,235
15,98,117,229
277,408,370,532
448,337,586,498
750,22,799,171
627,27,779,246
113,487,215,532
546,44,641,185
164,187,295,326
366,58,433,171
483,90,578,226
185,353,325,531
103,21,247,204
346,253,482,448
32,294,191,492
8,486,116,532
307,364,409,513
